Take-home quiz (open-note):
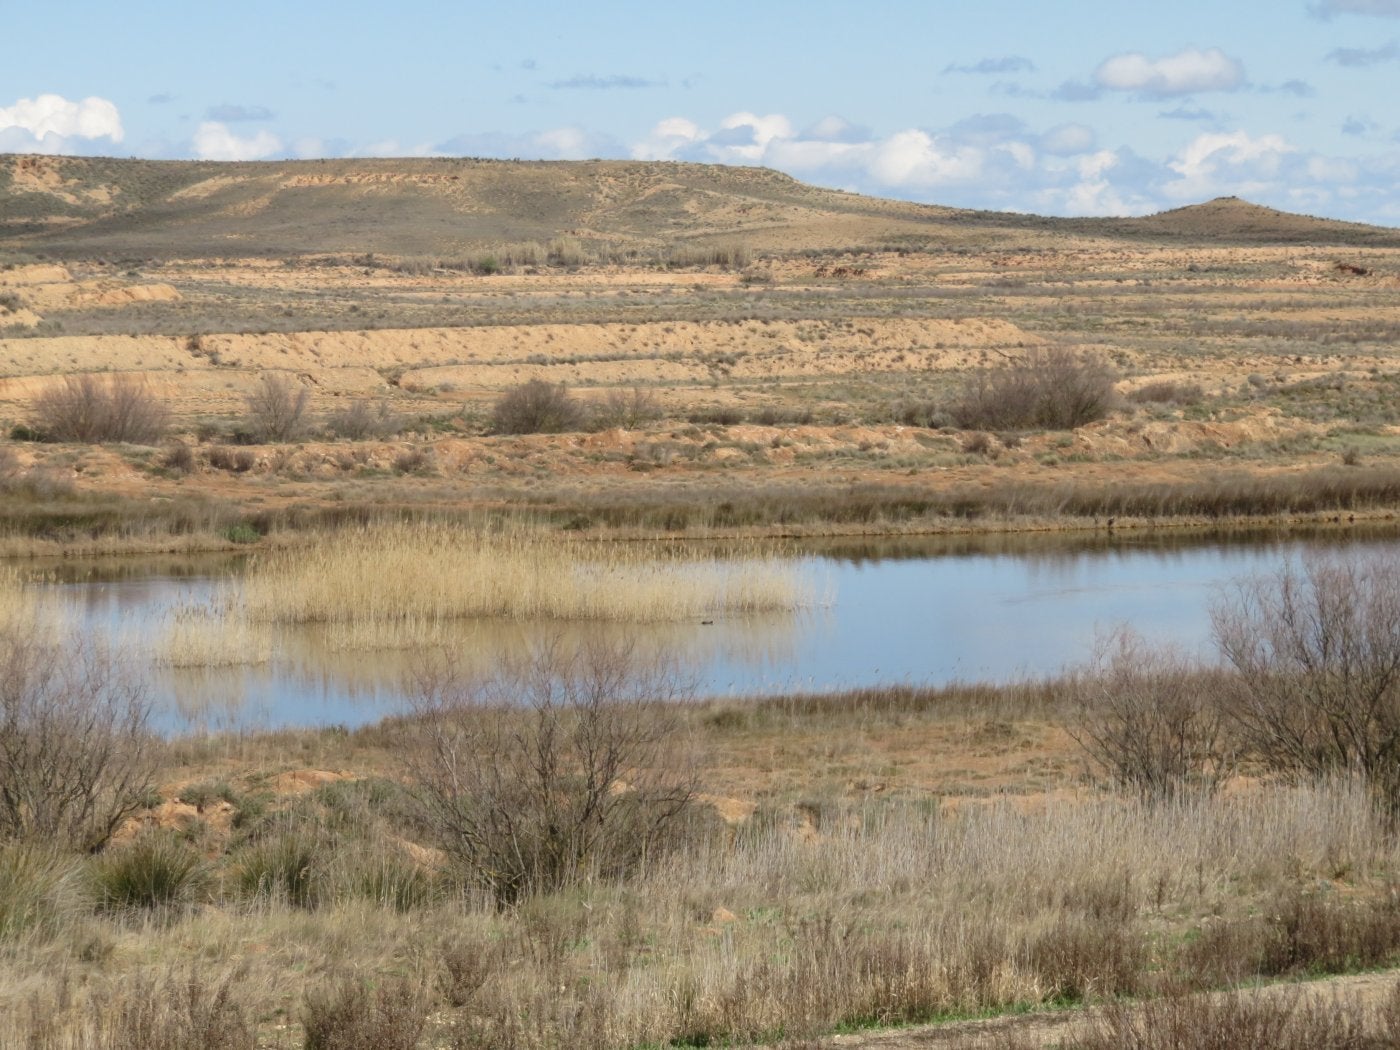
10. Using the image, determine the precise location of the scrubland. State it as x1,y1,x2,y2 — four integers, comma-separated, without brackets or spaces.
5,556,1400,1047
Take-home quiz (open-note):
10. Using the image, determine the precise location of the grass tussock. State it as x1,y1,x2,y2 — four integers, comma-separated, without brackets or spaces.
236,522,812,632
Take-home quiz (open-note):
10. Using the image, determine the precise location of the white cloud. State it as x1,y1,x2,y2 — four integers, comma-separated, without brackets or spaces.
192,121,282,161
630,117,704,160
1163,130,1296,199
1095,47,1245,96
0,94,123,153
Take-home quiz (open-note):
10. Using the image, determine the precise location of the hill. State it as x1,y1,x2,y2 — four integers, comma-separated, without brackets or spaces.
4,154,1399,259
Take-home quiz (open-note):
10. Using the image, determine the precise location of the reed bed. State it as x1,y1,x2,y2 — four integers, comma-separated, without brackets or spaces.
152,600,275,667
237,522,814,630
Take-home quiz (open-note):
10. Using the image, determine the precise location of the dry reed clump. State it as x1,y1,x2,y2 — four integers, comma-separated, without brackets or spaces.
236,523,812,635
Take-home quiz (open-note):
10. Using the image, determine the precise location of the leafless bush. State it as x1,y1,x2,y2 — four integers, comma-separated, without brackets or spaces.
301,976,429,1050
950,347,1118,431
31,373,169,444
1070,632,1235,800
1212,554,1400,809
490,379,584,435
405,638,699,904
592,386,663,430
245,373,310,442
0,625,158,852
325,398,402,440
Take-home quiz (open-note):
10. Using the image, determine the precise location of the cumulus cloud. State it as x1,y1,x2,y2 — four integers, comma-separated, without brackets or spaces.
1311,0,1400,16
1095,47,1245,96
205,103,274,122
1162,130,1296,200
1326,40,1399,65
943,55,1035,75
0,94,123,153
191,121,282,161
547,74,663,90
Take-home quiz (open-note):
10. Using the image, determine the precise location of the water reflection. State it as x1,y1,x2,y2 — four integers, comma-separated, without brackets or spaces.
28,523,1400,732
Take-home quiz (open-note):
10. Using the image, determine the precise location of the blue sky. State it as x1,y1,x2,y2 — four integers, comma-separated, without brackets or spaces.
6,0,1400,223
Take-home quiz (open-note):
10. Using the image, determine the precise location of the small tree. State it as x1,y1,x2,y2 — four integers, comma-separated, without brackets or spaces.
950,346,1117,431
0,622,158,852
404,638,697,905
31,373,169,444
490,380,584,435
1212,554,1400,809
245,373,310,443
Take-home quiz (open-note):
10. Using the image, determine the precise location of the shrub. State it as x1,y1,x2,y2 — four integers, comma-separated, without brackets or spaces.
325,398,401,440
490,379,584,435
950,346,1117,431
0,626,158,852
592,386,663,429
88,833,205,912
208,445,256,473
159,441,196,476
1212,554,1400,810
302,977,429,1050
30,373,170,444
245,373,310,442
405,638,699,904
1070,632,1235,800
234,827,326,909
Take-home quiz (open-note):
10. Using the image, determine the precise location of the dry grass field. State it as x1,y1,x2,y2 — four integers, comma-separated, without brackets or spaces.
6,155,1400,1048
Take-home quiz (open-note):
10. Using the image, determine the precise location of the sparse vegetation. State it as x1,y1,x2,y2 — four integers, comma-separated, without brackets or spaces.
245,372,310,442
490,379,584,434
950,346,1118,431
30,373,170,444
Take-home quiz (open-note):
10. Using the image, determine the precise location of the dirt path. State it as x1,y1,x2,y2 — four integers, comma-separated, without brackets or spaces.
809,970,1400,1048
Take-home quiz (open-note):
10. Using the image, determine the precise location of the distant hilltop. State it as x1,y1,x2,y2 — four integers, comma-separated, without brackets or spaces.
4,154,1398,258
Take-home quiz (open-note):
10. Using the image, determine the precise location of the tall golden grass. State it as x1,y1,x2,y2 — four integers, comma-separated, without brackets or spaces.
238,523,814,628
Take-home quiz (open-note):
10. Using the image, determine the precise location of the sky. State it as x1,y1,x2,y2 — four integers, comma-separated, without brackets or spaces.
6,0,1400,224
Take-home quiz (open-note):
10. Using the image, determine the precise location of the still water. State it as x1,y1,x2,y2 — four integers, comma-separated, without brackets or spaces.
36,526,1400,732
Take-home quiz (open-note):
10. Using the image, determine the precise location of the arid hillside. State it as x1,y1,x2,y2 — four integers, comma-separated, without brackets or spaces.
6,154,1400,260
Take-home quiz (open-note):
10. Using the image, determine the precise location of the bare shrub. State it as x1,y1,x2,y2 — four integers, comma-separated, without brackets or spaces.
302,976,429,1050
1070,632,1235,800
325,398,401,440
490,379,584,435
592,386,663,429
0,626,158,852
245,373,310,442
1212,554,1400,809
405,638,699,904
950,346,1118,431
31,373,169,444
